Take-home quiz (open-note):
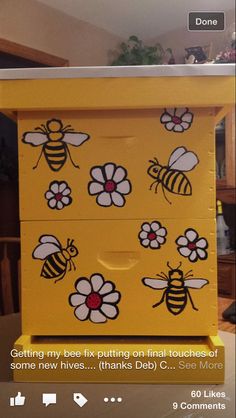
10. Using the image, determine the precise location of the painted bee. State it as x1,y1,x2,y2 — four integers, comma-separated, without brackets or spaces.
142,262,209,315
32,235,79,283
22,118,90,171
148,146,199,204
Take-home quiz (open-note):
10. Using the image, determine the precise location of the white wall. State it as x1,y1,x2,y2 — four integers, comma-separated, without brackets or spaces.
0,0,235,65
155,9,235,63
0,0,122,65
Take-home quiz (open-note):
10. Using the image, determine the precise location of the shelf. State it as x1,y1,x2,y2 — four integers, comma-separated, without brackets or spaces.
217,253,236,299
216,179,227,188
216,185,236,204
218,252,236,264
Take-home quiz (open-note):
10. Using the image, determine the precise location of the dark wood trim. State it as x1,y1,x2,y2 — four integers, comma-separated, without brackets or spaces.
0,38,69,67
216,179,227,188
218,252,236,264
218,297,235,333
216,185,236,204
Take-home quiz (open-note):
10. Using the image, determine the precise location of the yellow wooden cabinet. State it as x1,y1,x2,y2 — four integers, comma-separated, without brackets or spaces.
0,65,234,383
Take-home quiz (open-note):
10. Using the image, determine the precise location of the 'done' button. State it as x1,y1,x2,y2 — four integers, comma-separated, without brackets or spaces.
188,12,225,31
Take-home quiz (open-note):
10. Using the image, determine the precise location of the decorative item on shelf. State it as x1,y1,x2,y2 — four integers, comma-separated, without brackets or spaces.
185,55,195,64
216,200,231,255
184,46,208,64
214,28,236,63
109,35,174,65
166,49,176,65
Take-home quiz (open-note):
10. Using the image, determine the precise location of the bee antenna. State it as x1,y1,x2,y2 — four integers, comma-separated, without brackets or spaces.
185,273,193,278
177,261,182,270
167,261,172,270
62,124,73,132
70,239,74,246
149,158,158,165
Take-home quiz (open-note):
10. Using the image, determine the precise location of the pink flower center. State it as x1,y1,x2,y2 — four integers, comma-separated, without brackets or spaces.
188,242,196,250
55,192,63,201
104,180,116,192
172,116,182,124
147,232,157,241
86,292,102,310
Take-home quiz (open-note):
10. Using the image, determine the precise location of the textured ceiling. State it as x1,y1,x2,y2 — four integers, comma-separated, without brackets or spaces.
36,0,234,39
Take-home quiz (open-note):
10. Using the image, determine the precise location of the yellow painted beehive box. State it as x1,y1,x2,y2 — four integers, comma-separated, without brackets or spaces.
1,65,234,338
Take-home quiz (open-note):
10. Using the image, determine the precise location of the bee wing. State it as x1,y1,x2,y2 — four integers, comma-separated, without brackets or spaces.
142,278,168,289
168,147,186,166
39,235,61,247
184,279,209,289
33,243,60,260
168,147,199,171
62,132,90,146
22,132,48,146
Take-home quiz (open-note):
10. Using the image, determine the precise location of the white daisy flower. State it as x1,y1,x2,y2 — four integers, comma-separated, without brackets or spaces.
176,228,208,262
160,108,194,132
138,221,167,249
88,162,132,207
45,180,72,210
69,273,121,323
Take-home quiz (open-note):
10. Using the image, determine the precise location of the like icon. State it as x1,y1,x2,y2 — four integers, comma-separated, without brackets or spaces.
10,392,26,407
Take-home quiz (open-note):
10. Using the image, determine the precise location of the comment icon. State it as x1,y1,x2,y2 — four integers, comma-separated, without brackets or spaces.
42,393,57,407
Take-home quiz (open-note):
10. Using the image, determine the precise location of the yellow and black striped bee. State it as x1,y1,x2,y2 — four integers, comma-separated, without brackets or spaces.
22,118,90,172
148,146,199,204
33,235,79,283
142,262,209,315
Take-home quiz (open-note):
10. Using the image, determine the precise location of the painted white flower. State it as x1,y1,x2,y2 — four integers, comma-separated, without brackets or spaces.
160,108,194,132
176,228,208,262
139,221,167,249
88,162,132,207
69,273,121,323
45,181,72,210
